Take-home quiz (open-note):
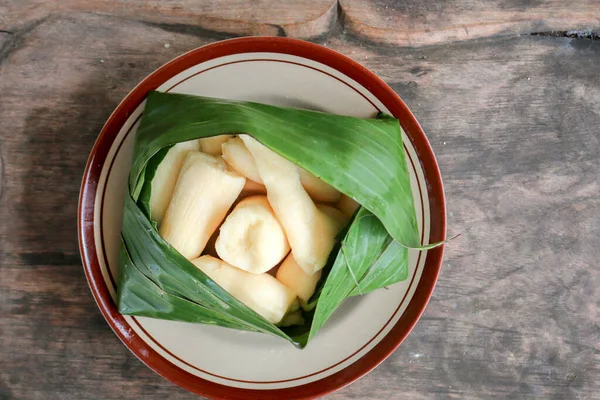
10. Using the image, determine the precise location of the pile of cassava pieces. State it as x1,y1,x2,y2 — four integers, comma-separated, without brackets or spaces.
150,134,359,327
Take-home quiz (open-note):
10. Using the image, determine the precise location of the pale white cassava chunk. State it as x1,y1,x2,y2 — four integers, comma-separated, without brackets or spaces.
276,254,322,304
276,206,346,307
149,140,200,225
159,151,245,260
223,136,340,202
199,135,234,156
191,255,297,324
337,194,360,218
221,137,263,183
215,195,290,274
240,135,346,275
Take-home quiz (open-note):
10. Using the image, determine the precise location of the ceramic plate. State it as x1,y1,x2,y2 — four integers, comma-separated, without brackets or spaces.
78,37,446,399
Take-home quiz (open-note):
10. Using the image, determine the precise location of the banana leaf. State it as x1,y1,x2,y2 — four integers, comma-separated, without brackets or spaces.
118,91,422,348
129,91,419,247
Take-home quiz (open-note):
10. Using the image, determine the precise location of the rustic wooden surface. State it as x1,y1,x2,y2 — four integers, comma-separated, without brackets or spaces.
1,1,599,399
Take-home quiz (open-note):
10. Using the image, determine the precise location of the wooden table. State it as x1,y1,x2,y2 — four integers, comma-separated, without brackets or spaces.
1,1,599,399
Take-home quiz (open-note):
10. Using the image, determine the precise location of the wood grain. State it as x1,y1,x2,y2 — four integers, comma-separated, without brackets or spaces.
0,0,337,39
339,0,600,46
1,4,599,400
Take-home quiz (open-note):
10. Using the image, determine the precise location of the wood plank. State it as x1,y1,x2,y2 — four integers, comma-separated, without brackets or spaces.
1,10,599,400
339,0,600,46
0,0,337,39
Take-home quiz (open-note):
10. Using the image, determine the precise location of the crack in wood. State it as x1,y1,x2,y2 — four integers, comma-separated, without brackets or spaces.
18,251,82,267
134,8,337,41
335,0,347,34
0,16,51,65
136,19,240,40
0,151,3,204
531,30,600,40
268,23,287,37
128,6,339,42
300,0,341,43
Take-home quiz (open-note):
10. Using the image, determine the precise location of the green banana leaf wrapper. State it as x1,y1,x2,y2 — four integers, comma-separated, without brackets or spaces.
117,90,420,348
